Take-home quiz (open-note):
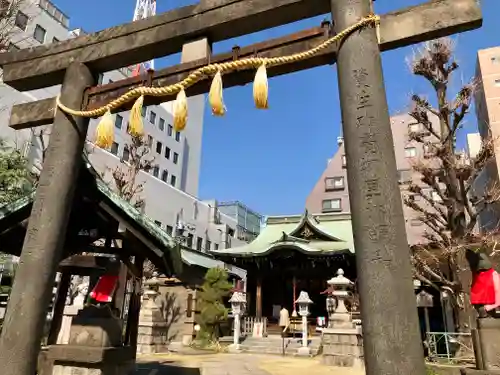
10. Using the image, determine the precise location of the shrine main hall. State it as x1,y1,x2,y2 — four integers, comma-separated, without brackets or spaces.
212,210,356,324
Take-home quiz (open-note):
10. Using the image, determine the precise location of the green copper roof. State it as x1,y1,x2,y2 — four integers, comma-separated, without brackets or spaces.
211,211,355,258
0,157,241,276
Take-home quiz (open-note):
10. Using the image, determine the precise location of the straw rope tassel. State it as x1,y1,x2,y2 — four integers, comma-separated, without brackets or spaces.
173,88,188,131
54,15,380,122
94,109,115,148
129,95,145,136
253,63,269,109
209,70,225,116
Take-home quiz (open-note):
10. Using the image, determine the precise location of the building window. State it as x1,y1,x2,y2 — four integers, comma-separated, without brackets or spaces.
141,106,146,117
187,234,194,248
175,131,180,142
52,37,60,43
161,169,168,182
214,243,219,250
149,111,156,124
408,123,421,133
492,56,500,65
171,175,177,187
15,11,28,31
164,147,171,159
110,142,119,155
495,79,500,87
196,237,203,251
325,176,345,191
155,141,162,154
410,219,423,226
159,118,165,131
147,135,153,147
341,155,346,167
115,114,123,129
122,146,130,162
322,198,342,213
173,152,179,164
152,165,159,177
206,240,211,251
166,225,173,236
33,24,46,43
168,124,173,136
404,147,417,158
154,220,162,227
8,43,19,51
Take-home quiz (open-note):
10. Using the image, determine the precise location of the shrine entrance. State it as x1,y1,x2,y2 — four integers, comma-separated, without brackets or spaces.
0,0,483,374
212,211,357,331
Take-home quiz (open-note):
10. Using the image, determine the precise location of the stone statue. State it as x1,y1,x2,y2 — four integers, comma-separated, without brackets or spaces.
279,306,290,328
73,279,89,307
466,249,500,318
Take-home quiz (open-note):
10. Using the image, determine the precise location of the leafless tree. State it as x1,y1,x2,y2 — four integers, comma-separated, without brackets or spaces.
104,133,154,210
404,38,498,331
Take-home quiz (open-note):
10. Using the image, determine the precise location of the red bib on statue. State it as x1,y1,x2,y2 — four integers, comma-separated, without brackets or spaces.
89,275,119,303
471,268,499,306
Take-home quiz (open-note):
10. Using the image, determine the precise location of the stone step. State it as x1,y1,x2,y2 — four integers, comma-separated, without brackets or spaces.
238,336,322,357
240,345,321,356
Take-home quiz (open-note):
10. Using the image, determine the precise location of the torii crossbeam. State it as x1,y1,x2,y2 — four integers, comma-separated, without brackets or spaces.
0,0,482,375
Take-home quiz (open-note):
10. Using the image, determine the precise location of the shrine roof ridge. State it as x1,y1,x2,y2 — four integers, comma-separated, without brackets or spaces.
266,211,352,225
0,154,244,277
210,209,355,258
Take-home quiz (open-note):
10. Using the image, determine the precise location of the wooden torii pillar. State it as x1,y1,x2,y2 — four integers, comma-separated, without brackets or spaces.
0,1,482,375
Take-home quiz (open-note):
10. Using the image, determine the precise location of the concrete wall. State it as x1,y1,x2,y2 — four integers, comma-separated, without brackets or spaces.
0,1,252,253
473,47,500,232
305,113,442,245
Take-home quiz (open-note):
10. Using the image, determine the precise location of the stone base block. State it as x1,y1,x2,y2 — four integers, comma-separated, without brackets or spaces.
321,328,363,367
136,323,168,354
297,346,311,357
37,345,135,375
228,344,242,353
52,363,133,375
69,307,123,347
478,318,500,370
460,369,500,375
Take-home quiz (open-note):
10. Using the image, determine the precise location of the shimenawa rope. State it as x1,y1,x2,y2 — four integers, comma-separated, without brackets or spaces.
55,14,380,148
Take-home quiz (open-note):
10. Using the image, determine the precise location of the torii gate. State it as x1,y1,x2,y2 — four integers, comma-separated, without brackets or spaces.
0,0,482,374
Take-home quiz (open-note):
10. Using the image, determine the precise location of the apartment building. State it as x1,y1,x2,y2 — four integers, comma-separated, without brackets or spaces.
0,0,255,255
472,46,500,231
305,113,442,245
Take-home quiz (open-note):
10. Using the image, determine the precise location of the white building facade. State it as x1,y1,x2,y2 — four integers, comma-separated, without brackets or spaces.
0,0,249,253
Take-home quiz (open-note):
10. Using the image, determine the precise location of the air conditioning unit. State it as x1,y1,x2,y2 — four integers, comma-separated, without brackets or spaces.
176,220,185,231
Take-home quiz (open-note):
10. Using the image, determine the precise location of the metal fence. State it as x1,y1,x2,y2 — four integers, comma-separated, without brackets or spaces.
426,332,475,364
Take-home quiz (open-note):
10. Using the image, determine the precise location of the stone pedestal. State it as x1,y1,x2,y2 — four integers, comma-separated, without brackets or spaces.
322,327,363,368
477,318,500,371
136,289,168,354
322,269,363,367
56,305,82,345
37,306,134,375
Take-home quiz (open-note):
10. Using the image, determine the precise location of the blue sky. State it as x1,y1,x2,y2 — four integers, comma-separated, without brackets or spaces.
54,0,499,216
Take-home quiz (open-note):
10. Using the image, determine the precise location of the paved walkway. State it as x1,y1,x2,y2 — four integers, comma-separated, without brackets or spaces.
136,353,365,375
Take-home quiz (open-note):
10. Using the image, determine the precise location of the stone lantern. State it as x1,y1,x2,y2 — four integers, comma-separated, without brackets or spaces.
295,290,313,356
229,291,246,352
137,281,168,354
327,269,354,328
